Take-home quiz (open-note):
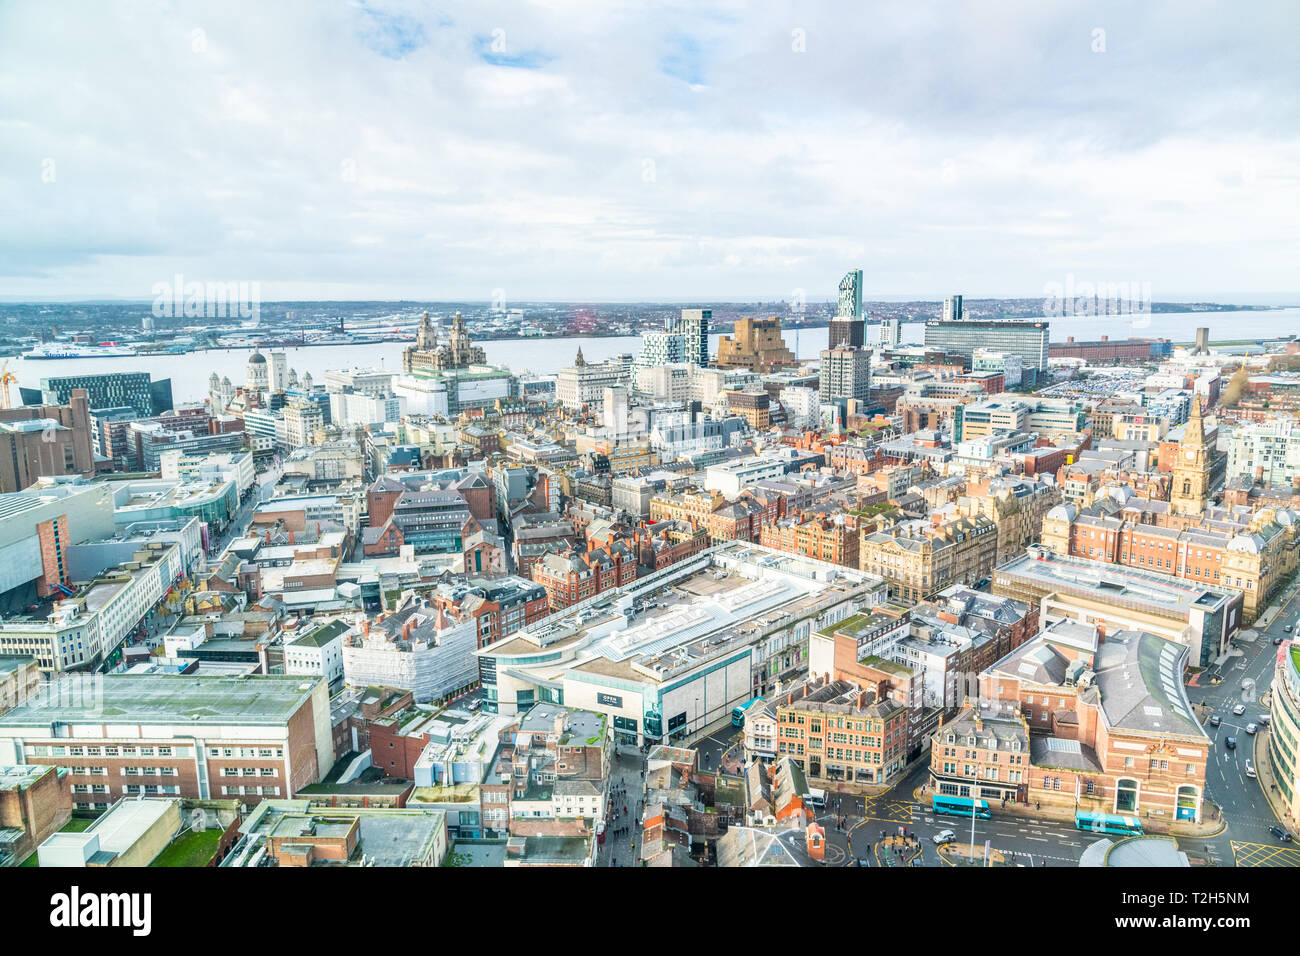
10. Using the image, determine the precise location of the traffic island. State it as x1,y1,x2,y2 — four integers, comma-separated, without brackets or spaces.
938,842,1008,866
874,834,921,867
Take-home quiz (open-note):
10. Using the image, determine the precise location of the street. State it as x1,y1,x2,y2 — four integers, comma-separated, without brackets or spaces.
598,745,648,867
208,463,283,557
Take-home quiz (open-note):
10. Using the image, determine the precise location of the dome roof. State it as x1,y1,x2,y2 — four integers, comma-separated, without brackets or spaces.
1228,533,1262,554
248,351,266,364
1046,504,1077,523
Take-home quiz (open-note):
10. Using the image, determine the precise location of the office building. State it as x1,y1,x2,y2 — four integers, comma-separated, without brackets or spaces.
716,317,798,372
40,372,172,418
942,294,963,322
0,674,333,810
991,547,1242,668
402,311,487,374
0,391,95,493
923,319,1049,386
859,514,999,604
555,349,633,412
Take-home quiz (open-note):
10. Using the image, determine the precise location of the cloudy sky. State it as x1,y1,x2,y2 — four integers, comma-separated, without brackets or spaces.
2,0,1297,302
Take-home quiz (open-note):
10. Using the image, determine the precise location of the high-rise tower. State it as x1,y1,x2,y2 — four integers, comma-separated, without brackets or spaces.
828,269,865,349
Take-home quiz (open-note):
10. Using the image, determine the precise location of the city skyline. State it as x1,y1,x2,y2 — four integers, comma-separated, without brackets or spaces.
3,2,1297,301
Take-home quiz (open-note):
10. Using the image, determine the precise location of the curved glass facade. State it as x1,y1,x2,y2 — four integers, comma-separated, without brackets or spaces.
1270,647,1300,818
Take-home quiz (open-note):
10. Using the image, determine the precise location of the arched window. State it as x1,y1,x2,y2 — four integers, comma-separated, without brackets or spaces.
1176,784,1199,822
1115,777,1140,813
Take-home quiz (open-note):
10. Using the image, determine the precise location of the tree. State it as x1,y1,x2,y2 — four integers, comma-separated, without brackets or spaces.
1220,366,1250,408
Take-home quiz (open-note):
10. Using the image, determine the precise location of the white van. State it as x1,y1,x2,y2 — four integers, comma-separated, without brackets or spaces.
805,788,826,809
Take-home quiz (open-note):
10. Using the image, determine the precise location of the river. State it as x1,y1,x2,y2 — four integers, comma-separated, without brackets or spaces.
12,308,1297,406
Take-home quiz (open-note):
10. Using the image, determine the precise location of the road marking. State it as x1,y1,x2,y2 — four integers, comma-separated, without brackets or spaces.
1025,836,1049,842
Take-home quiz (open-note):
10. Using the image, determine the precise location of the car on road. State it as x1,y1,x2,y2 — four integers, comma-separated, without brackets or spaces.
1259,714,1272,726
932,829,956,845
1233,704,1247,715
1245,760,1257,778
1208,715,1221,728
1277,635,1286,645
1269,825,1292,843
1247,723,1258,734
1225,736,1237,750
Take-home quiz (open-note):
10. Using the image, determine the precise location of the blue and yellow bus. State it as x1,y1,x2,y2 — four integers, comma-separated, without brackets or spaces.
731,697,763,727
932,795,991,819
1075,810,1143,835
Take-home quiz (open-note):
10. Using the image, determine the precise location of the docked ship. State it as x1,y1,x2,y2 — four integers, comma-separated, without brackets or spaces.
22,342,138,359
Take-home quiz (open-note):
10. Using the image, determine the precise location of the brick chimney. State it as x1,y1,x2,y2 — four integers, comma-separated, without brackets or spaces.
402,619,413,641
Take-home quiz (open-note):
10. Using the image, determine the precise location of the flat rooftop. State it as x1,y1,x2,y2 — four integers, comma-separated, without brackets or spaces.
996,549,1233,615
0,764,55,790
84,797,177,852
0,675,321,728
481,543,883,685
0,655,36,678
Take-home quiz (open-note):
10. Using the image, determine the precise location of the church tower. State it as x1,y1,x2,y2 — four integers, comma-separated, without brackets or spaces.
1170,396,1211,516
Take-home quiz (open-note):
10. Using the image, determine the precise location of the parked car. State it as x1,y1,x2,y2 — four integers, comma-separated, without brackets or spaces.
1225,736,1237,750
1208,715,1222,728
1269,825,1292,843
932,829,956,845
1233,704,1247,716
1245,760,1257,778
1247,723,1258,735
1259,714,1272,726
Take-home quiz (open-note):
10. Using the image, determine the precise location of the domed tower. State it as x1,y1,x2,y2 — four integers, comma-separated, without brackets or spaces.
208,371,220,400
246,349,269,393
219,375,234,407
302,371,313,391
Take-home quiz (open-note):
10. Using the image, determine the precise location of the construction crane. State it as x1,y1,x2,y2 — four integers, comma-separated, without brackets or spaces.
0,361,16,409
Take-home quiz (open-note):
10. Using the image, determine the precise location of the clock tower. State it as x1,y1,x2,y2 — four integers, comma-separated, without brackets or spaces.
1170,396,1210,516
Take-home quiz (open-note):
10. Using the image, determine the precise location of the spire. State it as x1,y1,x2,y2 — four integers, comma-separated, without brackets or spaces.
574,347,586,367
1184,394,1205,447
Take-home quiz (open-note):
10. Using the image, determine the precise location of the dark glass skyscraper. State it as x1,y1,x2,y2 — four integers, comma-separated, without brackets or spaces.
40,372,173,417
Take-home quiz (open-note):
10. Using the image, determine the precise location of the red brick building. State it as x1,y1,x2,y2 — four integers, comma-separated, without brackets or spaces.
760,511,860,568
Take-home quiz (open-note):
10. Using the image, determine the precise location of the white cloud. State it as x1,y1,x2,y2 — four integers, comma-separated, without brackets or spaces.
0,0,1296,300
